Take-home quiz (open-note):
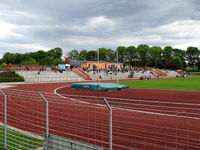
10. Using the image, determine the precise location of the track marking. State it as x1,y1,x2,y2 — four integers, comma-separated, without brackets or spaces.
54,86,200,120
54,85,104,106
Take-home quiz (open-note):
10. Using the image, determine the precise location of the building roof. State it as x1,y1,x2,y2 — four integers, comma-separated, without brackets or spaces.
78,60,122,64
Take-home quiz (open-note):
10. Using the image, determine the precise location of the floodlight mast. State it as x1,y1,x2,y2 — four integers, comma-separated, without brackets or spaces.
98,48,100,84
117,50,119,84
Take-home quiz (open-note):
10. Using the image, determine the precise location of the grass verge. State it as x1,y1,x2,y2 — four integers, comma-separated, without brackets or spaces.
190,72,200,76
0,126,43,150
118,77,200,91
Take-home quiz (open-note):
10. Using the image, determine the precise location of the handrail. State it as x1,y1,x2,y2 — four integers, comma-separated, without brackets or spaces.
72,68,90,80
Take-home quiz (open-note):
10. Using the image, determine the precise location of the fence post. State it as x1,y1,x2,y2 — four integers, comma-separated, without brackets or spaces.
102,97,112,150
0,89,7,149
38,92,49,149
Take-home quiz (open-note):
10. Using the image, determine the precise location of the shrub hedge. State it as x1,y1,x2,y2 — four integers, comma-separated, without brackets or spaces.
0,70,24,82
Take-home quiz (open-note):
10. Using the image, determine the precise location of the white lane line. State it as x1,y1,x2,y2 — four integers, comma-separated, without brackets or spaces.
54,86,200,120
54,85,102,105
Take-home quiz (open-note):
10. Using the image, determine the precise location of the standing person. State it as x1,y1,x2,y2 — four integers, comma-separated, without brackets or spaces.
40,66,42,72
26,66,29,71
17,65,20,71
157,74,159,79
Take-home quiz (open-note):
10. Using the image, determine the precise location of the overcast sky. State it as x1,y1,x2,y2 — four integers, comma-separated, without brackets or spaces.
0,0,200,58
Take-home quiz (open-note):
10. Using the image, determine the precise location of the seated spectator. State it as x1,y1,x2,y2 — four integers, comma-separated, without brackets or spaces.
139,76,144,80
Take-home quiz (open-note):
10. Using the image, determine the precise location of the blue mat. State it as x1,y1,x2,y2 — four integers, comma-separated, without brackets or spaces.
72,82,129,91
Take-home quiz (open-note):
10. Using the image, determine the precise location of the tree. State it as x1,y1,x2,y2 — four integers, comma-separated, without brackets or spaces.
0,47,63,65
186,46,199,70
78,50,87,60
127,46,137,66
137,44,149,66
148,46,162,68
172,56,183,69
14,53,24,64
0,58,3,64
164,56,183,69
2,52,15,64
173,48,186,68
53,47,63,59
163,46,173,61
116,46,127,63
197,60,200,70
37,50,46,64
106,49,115,62
86,51,97,61
21,58,37,65
39,56,52,65
69,49,79,60
47,47,63,60
98,48,107,61
52,58,65,65
20,53,30,64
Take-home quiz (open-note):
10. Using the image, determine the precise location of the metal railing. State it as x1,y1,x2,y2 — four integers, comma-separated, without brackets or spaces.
0,88,200,150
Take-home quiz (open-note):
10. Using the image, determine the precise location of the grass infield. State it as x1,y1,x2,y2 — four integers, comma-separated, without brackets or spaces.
0,126,43,150
118,77,200,91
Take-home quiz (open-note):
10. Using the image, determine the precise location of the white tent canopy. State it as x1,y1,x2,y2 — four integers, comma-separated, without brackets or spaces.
66,64,71,67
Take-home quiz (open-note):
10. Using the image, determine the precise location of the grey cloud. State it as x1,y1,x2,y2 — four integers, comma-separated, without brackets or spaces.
0,0,200,58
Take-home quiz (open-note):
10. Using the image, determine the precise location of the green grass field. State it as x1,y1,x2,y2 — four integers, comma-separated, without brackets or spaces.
0,126,43,150
190,72,200,76
118,77,200,91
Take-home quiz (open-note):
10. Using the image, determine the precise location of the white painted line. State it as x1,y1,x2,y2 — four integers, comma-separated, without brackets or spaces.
54,86,200,120
54,85,101,105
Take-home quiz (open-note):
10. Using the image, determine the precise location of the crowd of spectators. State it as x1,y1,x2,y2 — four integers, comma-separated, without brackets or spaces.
16,64,188,80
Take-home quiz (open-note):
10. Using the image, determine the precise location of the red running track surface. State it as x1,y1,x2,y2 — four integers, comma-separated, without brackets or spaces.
0,81,200,150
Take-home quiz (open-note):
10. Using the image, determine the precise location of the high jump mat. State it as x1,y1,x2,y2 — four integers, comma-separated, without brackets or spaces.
71,82,129,91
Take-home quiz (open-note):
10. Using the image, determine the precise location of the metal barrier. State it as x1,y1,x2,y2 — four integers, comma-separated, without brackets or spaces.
0,88,200,150
0,88,112,150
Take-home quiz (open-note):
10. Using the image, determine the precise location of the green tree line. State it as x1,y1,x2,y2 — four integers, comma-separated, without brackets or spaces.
69,45,200,70
0,47,65,66
1,45,200,70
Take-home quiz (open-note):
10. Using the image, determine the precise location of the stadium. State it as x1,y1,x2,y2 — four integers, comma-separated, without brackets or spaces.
0,60,200,150
0,1,200,149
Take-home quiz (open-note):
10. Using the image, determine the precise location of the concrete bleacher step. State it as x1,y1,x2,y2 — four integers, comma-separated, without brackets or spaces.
17,70,84,83
151,69,167,76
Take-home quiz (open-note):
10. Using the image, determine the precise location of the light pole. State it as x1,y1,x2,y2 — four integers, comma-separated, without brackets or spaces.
98,49,100,84
117,50,119,84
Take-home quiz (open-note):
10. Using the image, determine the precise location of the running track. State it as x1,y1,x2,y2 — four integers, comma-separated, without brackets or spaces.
0,81,200,150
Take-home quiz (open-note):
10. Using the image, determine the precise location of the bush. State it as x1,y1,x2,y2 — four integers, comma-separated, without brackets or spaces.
0,76,24,82
0,70,24,82
0,62,7,68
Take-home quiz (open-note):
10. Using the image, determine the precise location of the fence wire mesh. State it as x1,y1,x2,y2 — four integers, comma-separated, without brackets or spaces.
41,92,110,149
0,88,45,150
0,88,200,150
57,93,200,150
0,91,5,148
